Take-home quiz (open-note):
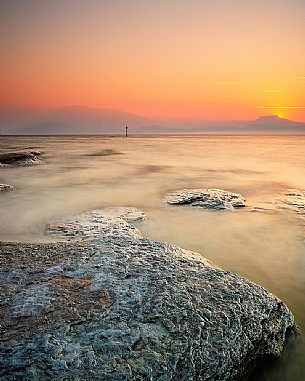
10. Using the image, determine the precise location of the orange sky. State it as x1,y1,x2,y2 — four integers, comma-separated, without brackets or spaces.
1,0,305,121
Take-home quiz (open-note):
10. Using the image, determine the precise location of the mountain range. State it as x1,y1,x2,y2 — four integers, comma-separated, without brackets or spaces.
19,106,154,135
1,105,305,135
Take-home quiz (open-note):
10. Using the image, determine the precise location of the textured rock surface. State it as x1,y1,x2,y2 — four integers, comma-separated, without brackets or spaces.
280,190,305,228
0,207,297,381
165,188,246,210
0,151,43,166
0,184,14,192
282,190,305,214
255,189,305,224
247,189,305,221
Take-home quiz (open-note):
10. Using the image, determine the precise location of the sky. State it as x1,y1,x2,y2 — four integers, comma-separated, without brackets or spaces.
1,0,305,121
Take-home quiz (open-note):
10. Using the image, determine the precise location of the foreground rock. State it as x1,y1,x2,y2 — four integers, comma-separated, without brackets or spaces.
0,184,14,192
0,207,297,381
0,151,43,166
165,188,246,210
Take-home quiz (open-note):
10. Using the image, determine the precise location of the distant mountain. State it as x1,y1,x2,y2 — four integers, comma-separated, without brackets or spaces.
18,105,155,135
19,122,71,135
251,115,291,125
1,104,305,135
201,115,305,134
245,115,305,132
0,104,50,134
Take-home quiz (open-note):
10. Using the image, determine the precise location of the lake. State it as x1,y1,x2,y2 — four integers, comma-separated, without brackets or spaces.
0,134,304,379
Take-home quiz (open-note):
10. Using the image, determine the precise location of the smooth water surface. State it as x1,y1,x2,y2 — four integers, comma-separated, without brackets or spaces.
0,135,304,379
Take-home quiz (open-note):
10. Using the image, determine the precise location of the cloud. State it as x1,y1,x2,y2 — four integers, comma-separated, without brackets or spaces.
213,81,247,86
257,106,305,109
255,89,284,93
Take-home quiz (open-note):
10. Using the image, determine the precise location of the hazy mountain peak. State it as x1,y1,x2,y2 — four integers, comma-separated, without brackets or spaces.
254,115,291,124
17,105,154,135
243,114,305,132
256,114,282,120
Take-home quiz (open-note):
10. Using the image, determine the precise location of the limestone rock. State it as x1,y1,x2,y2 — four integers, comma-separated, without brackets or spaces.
0,207,297,381
0,151,43,166
165,188,246,210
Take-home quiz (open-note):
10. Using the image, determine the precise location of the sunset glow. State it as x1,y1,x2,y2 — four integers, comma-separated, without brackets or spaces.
1,2,305,378
1,0,305,122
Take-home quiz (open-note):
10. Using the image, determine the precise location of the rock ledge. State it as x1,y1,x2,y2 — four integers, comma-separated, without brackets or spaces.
0,207,297,381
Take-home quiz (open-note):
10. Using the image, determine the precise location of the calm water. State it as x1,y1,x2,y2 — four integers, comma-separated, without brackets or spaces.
1,135,305,379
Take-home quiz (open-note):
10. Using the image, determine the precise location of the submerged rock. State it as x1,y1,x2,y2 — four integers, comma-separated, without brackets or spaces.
246,190,305,219
0,207,297,381
0,184,14,192
282,190,305,214
165,188,246,210
0,151,43,166
86,149,122,157
281,190,305,228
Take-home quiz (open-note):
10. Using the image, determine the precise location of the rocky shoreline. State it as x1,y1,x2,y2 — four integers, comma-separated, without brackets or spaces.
0,207,299,381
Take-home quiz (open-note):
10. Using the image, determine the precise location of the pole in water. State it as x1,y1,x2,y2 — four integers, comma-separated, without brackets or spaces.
125,125,128,137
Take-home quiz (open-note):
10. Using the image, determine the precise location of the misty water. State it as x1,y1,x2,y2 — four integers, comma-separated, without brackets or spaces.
0,135,305,379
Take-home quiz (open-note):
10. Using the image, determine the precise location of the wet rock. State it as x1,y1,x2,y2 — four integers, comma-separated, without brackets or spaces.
281,190,305,228
247,190,305,218
250,206,277,213
165,188,246,210
0,184,14,192
282,190,305,214
0,151,44,166
0,207,297,381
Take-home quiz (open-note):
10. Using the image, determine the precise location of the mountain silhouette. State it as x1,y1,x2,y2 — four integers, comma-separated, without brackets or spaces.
1,105,305,135
245,115,305,132
18,105,154,135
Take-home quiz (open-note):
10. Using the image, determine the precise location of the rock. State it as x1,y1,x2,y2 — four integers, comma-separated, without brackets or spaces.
281,190,305,227
0,151,43,166
165,188,246,210
86,149,122,157
250,206,277,213
0,207,297,381
262,189,305,225
282,190,305,214
0,183,14,192
245,190,305,218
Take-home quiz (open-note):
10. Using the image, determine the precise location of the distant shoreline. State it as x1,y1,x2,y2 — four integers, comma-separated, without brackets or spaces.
2,132,305,137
